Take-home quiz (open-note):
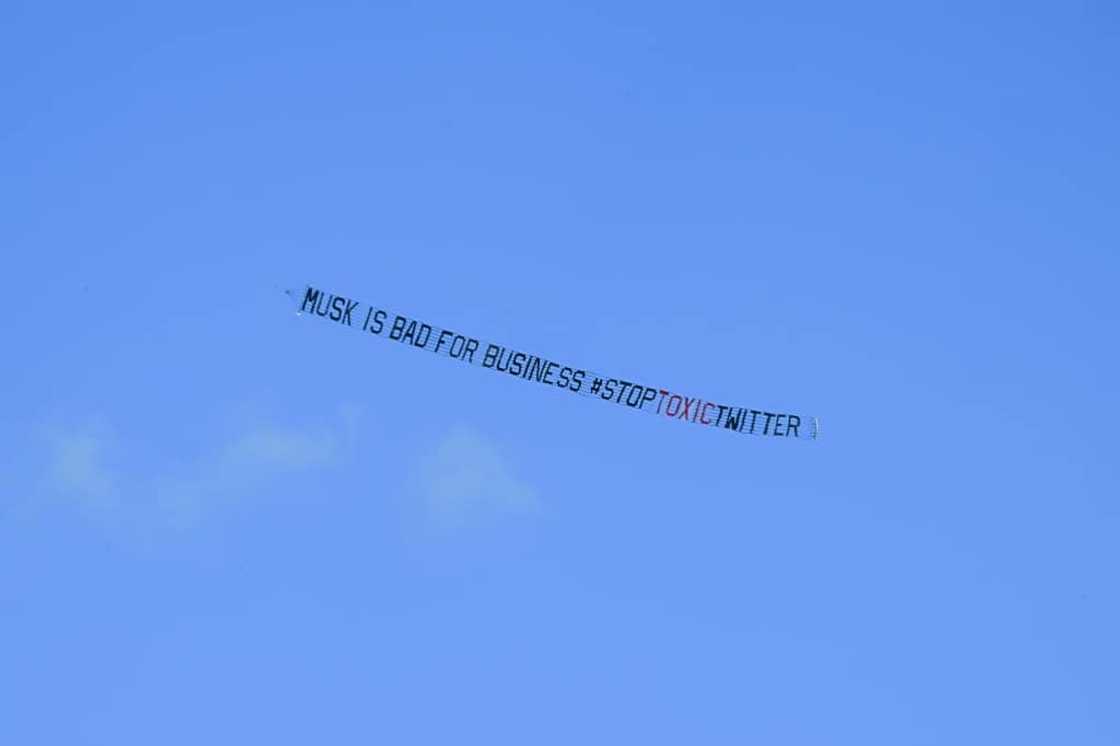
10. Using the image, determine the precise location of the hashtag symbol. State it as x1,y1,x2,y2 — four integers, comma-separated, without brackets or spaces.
590,377,603,395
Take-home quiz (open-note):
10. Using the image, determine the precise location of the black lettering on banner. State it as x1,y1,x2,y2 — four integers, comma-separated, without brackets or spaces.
295,286,818,442
302,287,322,314
625,385,645,408
463,338,479,363
329,296,348,322
524,357,543,383
787,415,801,438
390,315,406,340
397,319,430,347
773,414,786,437
421,329,481,362
343,299,359,326
362,308,386,334
449,334,467,358
436,331,478,362
435,329,454,354
402,320,418,345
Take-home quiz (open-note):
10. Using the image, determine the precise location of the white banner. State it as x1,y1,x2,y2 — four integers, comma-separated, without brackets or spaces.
290,285,819,441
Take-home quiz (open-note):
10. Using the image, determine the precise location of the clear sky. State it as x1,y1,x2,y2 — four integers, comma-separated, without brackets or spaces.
3,2,1118,743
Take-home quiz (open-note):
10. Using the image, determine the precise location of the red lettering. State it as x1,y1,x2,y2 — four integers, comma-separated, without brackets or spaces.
679,397,693,420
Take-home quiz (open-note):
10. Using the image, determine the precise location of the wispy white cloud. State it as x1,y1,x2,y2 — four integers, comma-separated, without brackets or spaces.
153,421,342,530
40,412,536,542
39,410,353,533
224,426,337,470
420,425,538,527
43,425,119,510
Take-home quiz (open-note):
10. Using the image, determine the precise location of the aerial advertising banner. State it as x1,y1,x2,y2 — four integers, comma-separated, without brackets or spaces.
291,285,819,441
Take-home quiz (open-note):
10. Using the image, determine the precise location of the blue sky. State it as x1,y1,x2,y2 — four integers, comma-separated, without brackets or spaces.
3,1,1118,742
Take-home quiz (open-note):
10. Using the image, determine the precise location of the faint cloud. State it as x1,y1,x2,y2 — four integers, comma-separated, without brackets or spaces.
44,425,118,510
154,422,341,530
38,413,350,534
420,425,538,526
224,426,336,469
